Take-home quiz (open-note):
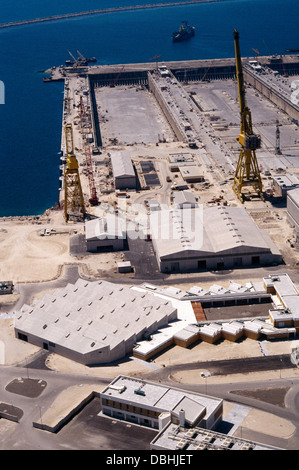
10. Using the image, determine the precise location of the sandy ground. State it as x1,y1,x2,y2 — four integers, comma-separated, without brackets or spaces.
0,211,126,283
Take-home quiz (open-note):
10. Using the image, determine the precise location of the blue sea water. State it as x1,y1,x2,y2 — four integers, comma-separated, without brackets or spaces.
0,0,298,216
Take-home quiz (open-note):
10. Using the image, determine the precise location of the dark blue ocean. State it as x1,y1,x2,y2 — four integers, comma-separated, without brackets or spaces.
0,0,298,216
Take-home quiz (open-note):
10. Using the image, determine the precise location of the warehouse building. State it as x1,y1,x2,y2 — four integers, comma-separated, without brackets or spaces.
99,375,223,430
179,165,204,183
272,173,299,199
173,190,198,209
14,279,177,365
150,206,282,273
110,151,136,189
85,216,126,252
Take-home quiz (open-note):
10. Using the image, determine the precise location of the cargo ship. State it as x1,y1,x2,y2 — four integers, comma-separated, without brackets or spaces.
172,21,195,42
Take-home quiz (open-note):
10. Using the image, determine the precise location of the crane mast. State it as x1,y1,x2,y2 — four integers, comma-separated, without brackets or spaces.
233,29,263,202
64,123,85,221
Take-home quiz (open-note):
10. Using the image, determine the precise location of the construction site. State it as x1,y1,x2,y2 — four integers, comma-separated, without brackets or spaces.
3,32,299,451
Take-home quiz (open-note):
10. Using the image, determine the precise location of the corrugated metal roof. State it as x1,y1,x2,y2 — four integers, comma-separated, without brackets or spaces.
150,206,280,259
110,151,135,178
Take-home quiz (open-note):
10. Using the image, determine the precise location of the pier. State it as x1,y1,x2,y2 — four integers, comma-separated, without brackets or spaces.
0,0,224,29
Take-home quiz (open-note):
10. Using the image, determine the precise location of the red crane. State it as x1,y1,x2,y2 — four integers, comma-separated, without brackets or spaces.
109,66,125,87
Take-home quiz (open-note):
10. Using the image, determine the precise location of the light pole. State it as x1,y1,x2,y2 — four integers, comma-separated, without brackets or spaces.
200,370,211,395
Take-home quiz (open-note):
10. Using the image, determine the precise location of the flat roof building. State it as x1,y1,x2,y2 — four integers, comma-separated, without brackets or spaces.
264,273,299,331
272,173,299,199
99,375,223,431
179,165,204,182
150,206,282,273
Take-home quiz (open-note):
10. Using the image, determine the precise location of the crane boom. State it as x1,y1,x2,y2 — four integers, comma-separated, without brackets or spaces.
76,50,85,59
67,50,77,62
234,30,247,117
233,30,263,202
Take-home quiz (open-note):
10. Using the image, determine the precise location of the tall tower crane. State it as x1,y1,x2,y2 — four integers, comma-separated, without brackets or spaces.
64,123,85,221
233,30,263,202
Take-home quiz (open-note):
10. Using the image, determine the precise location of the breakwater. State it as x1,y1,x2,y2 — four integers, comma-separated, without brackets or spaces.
0,0,224,29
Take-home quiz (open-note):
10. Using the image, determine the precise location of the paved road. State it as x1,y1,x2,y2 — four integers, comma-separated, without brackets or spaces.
2,265,80,314
1,352,299,449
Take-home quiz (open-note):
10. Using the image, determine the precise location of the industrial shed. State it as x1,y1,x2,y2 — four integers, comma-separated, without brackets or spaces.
150,206,282,273
110,151,136,189
173,190,198,209
14,279,177,365
85,216,126,252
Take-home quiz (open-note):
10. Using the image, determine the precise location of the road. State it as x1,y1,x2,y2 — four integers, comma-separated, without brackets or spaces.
1,352,299,449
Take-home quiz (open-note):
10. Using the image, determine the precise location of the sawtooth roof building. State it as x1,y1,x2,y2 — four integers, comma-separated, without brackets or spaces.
14,279,177,365
150,206,282,273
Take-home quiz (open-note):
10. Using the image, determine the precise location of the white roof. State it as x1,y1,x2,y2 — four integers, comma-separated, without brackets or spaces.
102,376,222,419
85,216,126,240
288,187,299,205
174,190,198,207
273,173,299,188
15,279,177,360
110,151,135,178
150,206,280,259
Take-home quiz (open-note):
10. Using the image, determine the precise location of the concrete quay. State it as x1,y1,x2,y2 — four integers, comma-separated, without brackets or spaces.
45,54,299,87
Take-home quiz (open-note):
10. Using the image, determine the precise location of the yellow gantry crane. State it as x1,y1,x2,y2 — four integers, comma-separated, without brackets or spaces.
64,123,85,221
233,30,264,202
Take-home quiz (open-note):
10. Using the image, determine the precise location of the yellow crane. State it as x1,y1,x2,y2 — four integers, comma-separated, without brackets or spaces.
233,30,263,202
64,123,85,221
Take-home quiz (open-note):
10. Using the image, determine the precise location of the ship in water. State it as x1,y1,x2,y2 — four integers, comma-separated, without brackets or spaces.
172,21,195,42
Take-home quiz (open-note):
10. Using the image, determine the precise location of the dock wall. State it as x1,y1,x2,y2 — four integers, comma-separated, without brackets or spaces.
244,66,299,122
87,75,102,147
147,71,187,142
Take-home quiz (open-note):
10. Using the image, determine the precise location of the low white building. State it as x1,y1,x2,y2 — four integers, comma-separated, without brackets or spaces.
100,375,223,430
272,173,299,199
85,216,126,252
